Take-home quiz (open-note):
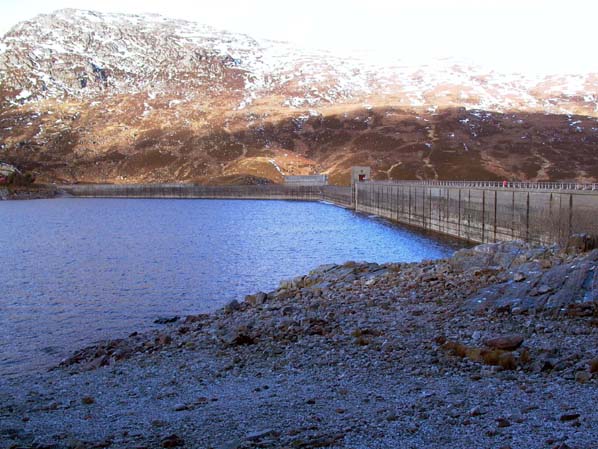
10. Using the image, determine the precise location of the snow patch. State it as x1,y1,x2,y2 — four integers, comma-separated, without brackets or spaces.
16,89,32,100
1,8,597,117
142,102,152,117
269,159,283,174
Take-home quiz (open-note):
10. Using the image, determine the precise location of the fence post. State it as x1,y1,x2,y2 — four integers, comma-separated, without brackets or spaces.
482,189,486,243
568,194,573,237
493,189,498,242
548,193,553,242
526,191,530,242
511,191,515,240
422,187,426,229
458,188,462,238
467,189,472,242
395,185,399,222
429,187,433,230
437,188,442,233
446,188,450,235
408,186,412,224
400,185,404,219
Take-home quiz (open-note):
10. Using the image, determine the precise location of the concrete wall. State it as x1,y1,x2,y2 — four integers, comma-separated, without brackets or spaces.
283,175,328,186
63,184,353,206
63,184,325,201
320,186,353,207
355,182,598,244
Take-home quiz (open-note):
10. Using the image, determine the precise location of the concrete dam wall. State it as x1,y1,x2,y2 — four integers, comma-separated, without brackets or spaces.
62,184,354,207
354,181,598,244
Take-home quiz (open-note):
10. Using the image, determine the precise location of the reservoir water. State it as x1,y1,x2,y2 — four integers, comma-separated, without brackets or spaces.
0,198,460,377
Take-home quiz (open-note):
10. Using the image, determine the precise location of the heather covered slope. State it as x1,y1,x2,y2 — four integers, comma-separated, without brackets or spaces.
2,9,598,184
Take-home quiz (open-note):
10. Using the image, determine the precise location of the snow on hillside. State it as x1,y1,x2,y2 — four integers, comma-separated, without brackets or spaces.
0,8,597,115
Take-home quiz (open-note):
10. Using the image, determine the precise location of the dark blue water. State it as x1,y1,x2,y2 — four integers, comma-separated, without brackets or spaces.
0,198,459,376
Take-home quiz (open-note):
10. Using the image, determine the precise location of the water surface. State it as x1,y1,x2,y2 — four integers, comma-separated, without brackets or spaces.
0,198,460,376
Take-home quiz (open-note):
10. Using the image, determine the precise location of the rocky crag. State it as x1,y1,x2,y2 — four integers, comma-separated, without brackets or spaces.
1,240,597,448
2,10,598,184
0,161,57,199
0,184,57,200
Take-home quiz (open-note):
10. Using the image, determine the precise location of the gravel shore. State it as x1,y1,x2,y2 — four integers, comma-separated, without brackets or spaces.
1,241,597,449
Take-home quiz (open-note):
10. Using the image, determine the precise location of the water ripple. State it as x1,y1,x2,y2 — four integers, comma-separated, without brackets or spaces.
0,198,460,377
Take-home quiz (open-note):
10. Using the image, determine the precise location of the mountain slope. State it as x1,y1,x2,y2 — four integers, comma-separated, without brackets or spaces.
1,9,598,184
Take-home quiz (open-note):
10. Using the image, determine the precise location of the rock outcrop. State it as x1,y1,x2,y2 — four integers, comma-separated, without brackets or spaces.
462,240,598,315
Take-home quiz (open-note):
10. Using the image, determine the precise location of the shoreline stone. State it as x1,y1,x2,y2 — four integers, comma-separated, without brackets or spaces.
483,334,525,351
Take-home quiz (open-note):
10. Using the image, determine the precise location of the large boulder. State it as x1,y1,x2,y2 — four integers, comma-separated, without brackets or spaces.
450,241,554,273
483,334,524,350
464,249,598,314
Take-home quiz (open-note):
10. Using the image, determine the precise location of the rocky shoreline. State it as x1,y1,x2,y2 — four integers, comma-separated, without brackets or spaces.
1,240,597,449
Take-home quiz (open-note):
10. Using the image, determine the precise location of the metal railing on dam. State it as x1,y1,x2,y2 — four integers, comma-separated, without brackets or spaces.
62,181,598,245
370,180,598,191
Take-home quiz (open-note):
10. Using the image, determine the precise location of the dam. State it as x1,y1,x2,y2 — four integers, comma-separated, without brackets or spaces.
354,180,598,245
61,176,598,245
